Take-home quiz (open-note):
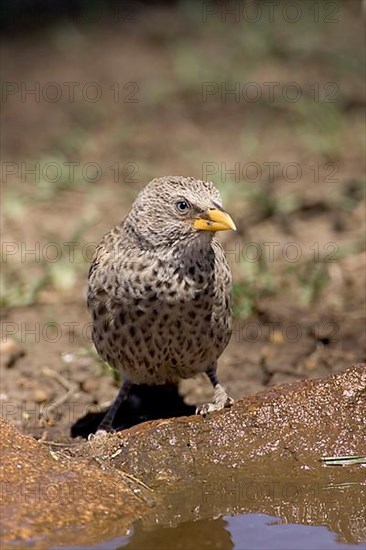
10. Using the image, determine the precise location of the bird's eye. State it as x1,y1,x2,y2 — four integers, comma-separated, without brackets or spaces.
176,200,190,214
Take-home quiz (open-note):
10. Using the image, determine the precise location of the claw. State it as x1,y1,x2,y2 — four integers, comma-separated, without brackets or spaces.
196,384,234,416
87,428,115,441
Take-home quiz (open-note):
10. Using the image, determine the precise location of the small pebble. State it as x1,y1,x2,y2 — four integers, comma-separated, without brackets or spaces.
33,389,50,404
0,339,25,368
82,378,100,394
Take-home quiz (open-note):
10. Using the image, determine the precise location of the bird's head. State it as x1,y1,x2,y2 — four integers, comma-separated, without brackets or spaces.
125,176,236,248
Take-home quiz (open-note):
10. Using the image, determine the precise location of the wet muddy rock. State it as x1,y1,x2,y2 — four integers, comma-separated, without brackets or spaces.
1,364,365,548
87,364,366,485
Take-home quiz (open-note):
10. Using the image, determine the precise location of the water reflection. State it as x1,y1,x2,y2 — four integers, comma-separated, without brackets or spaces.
54,469,366,550
123,514,366,550
136,470,365,547
122,517,232,550
60,512,364,550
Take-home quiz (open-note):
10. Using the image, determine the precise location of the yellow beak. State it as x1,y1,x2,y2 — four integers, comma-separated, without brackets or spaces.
193,208,236,232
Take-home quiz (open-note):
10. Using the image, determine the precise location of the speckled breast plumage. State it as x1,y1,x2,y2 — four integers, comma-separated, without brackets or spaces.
87,227,232,385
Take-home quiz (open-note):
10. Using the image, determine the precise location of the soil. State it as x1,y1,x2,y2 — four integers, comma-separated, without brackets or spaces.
1,365,365,548
1,4,365,444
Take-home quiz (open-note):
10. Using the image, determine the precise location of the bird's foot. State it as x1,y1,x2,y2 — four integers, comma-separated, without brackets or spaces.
87,428,116,441
196,384,234,416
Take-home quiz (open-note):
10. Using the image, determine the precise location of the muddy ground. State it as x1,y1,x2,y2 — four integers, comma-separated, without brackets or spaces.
1,2,365,444
1,365,365,548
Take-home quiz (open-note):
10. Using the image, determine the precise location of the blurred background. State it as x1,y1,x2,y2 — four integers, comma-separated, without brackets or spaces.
1,0,365,441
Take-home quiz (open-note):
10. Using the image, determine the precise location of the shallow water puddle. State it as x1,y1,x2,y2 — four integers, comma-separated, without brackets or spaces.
53,469,365,550
54,513,365,550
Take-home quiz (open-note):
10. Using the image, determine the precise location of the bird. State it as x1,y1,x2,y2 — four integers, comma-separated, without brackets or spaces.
87,176,236,436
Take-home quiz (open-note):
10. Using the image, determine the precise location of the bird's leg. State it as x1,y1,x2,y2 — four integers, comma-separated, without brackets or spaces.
88,379,131,439
196,367,234,416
